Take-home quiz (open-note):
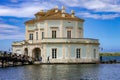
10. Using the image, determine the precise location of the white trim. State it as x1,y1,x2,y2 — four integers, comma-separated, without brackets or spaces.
50,27,59,29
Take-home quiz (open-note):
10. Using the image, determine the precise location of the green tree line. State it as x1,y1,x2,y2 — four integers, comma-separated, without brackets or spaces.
100,53,120,56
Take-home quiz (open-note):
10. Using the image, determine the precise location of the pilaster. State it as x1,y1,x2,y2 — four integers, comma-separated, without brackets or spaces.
60,20,63,37
62,44,65,59
76,21,78,38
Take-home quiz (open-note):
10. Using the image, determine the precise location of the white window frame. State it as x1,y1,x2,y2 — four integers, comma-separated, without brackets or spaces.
29,33,33,40
76,48,81,58
36,32,38,40
67,30,71,39
52,48,57,59
52,30,56,38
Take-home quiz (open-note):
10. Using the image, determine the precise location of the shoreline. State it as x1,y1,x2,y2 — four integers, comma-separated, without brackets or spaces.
1,61,120,68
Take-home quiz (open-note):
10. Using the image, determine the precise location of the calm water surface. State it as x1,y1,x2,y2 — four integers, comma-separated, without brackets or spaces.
102,56,120,62
0,64,120,80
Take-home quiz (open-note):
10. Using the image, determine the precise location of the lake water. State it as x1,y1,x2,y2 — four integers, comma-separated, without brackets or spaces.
101,56,120,62
0,64,120,80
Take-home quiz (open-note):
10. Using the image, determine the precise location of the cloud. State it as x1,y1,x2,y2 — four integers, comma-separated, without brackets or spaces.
0,1,56,18
58,0,120,12
58,0,120,19
78,12,120,19
0,0,120,19
0,34,24,40
0,24,19,29
0,23,24,40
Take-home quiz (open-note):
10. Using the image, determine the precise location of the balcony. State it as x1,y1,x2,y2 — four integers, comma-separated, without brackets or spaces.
12,38,99,46
12,41,25,46
12,40,42,46
41,37,99,44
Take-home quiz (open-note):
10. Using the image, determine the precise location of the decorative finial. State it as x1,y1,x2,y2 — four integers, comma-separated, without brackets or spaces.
71,10,75,17
61,6,65,17
71,10,74,14
62,6,65,10
55,5,58,13
55,5,58,9
61,6,65,13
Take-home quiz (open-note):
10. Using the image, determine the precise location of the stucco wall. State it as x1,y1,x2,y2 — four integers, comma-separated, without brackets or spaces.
13,18,99,63
43,43,99,63
25,20,84,41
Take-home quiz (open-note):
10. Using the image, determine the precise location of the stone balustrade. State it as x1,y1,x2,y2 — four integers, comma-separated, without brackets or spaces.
41,38,99,44
12,38,99,46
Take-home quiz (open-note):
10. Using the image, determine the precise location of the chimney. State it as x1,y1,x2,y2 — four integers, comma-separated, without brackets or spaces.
71,10,75,18
61,6,65,17
55,6,58,13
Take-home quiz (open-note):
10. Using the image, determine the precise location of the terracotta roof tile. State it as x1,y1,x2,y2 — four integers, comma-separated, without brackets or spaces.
25,8,84,24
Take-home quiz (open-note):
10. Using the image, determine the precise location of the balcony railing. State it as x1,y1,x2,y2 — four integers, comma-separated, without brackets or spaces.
41,37,99,44
12,37,99,45
12,41,25,46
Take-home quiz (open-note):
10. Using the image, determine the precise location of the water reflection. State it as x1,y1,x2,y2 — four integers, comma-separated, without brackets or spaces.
0,64,120,80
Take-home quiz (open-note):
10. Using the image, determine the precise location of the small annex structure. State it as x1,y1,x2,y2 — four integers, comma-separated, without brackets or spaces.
12,6,100,63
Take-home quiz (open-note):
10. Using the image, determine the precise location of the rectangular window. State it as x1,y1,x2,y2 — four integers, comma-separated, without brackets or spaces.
36,32,38,40
42,32,44,39
52,31,56,38
94,49,96,58
67,31,71,38
76,48,81,58
52,48,57,59
29,33,33,40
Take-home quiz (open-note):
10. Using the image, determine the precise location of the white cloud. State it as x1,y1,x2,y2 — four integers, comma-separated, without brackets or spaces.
0,1,55,18
0,24,19,29
78,12,120,19
0,24,24,40
58,0,120,19
0,34,24,40
58,0,120,12
0,0,120,19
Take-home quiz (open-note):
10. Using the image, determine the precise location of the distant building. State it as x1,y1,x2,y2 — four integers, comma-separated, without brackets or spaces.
12,6,100,63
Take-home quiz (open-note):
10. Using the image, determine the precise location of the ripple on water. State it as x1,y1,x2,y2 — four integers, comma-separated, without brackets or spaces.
0,64,120,80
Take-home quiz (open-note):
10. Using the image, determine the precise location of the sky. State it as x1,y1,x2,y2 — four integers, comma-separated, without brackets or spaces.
0,0,120,52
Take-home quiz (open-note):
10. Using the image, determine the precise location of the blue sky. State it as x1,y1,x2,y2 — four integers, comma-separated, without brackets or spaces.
0,0,120,52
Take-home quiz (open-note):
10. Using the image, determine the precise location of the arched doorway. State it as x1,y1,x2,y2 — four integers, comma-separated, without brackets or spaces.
24,48,28,56
32,48,41,61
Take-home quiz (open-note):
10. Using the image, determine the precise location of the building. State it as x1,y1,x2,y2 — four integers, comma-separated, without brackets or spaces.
12,6,100,63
